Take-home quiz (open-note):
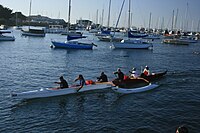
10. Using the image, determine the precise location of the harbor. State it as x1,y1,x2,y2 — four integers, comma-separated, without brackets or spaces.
0,28,199,132
1,0,200,132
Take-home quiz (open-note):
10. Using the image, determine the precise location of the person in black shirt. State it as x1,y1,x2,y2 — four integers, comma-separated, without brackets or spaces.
113,68,124,82
97,72,108,82
54,76,69,89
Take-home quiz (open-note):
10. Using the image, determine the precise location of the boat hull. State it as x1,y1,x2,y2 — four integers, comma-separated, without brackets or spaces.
128,31,148,38
11,83,112,99
140,70,167,82
51,41,94,49
113,39,152,49
0,36,15,41
67,35,87,41
21,28,46,37
163,39,189,45
0,30,15,41
21,32,45,37
97,36,123,42
112,83,159,94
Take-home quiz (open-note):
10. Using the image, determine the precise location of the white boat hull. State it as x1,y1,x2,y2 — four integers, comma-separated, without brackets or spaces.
11,83,112,99
0,36,15,41
112,83,159,94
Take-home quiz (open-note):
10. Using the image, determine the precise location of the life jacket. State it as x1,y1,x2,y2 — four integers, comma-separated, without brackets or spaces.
85,80,94,85
143,70,149,76
123,75,129,80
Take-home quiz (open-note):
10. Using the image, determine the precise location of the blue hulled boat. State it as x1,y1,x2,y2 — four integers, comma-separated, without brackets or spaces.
51,40,96,50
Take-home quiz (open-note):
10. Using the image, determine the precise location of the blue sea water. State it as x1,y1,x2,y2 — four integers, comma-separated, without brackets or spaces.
0,30,200,132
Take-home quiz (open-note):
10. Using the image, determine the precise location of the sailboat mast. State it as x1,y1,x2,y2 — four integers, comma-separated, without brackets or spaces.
148,12,152,32
28,0,32,29
184,2,189,32
128,0,131,30
171,10,174,31
102,9,104,26
197,19,200,32
29,0,32,17
107,0,111,28
67,0,71,32
174,9,179,30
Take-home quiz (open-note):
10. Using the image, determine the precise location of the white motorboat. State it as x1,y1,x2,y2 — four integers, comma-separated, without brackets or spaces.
0,30,15,41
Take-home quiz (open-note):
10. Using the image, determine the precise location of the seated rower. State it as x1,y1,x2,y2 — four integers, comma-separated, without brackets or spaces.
129,67,139,78
54,76,69,89
97,72,108,82
142,66,150,76
74,74,86,92
113,68,124,82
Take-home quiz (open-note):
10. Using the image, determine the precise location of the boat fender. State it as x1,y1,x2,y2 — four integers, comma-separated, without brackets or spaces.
50,45,54,48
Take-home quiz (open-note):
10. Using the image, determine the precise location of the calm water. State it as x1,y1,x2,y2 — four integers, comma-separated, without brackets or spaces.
0,30,200,133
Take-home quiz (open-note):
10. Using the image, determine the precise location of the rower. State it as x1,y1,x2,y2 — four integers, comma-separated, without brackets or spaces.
74,74,86,92
54,76,69,89
129,67,139,78
143,66,150,76
97,72,108,82
113,68,124,82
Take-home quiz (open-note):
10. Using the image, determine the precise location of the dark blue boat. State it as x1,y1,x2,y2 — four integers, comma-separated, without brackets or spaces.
67,35,87,41
51,40,96,49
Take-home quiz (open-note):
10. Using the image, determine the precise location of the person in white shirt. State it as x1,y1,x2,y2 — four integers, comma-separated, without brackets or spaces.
130,67,139,78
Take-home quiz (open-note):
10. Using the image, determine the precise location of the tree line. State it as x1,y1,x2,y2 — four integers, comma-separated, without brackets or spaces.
0,4,27,26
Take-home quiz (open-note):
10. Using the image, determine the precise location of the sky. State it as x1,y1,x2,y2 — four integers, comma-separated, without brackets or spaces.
1,0,200,31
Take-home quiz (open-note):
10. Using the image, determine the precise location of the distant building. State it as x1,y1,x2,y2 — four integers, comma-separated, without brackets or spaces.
76,19,92,29
23,15,67,27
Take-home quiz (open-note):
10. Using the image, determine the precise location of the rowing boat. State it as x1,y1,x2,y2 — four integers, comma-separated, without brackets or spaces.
11,83,112,100
140,70,167,82
112,83,159,94
111,78,159,94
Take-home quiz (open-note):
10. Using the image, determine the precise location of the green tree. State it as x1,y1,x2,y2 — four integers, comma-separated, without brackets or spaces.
0,5,12,19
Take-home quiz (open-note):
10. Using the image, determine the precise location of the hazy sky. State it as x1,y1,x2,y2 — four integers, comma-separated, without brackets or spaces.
1,0,200,31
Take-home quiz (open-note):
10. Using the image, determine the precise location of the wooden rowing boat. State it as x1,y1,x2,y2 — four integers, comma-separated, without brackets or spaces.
140,70,167,82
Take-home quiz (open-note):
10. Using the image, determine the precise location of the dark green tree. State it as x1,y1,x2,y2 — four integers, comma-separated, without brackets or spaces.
0,5,12,19
0,5,12,25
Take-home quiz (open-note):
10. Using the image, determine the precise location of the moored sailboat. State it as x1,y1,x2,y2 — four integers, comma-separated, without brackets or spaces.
51,40,97,49
21,0,46,37
112,0,152,49
51,0,95,49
